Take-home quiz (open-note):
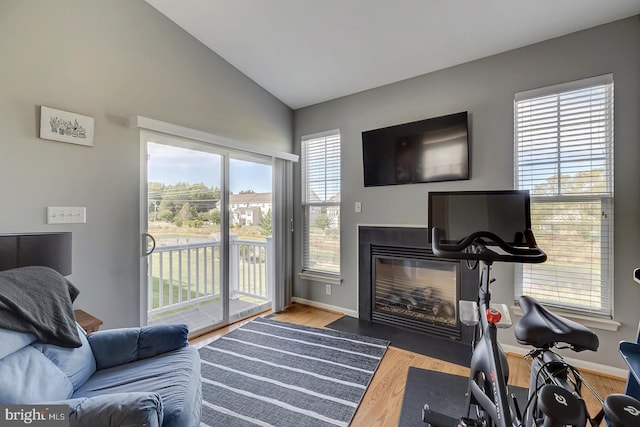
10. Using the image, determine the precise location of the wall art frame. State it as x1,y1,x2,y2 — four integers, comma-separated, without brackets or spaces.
39,106,94,147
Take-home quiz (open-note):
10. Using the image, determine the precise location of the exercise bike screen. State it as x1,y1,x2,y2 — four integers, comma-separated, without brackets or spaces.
428,190,531,246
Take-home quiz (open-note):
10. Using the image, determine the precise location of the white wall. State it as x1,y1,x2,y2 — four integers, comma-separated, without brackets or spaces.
0,1,292,328
293,16,640,369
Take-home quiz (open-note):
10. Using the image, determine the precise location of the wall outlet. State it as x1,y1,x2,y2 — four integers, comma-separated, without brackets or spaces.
47,207,86,224
325,284,332,295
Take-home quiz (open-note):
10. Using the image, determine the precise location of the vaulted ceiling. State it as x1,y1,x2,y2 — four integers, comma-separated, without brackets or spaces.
147,0,640,109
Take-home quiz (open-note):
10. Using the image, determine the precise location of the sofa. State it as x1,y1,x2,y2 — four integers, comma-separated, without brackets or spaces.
0,322,202,426
0,266,201,427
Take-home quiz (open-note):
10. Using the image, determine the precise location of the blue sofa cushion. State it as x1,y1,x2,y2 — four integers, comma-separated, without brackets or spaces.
0,346,73,403
0,328,36,360
33,324,96,390
73,346,201,427
87,324,188,371
67,392,163,427
87,327,140,370
139,324,189,359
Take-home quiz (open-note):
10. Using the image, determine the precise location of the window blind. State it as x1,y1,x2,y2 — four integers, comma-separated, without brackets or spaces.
302,130,341,275
514,74,614,317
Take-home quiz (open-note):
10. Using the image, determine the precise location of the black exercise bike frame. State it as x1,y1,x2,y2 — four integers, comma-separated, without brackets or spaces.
465,261,516,427
424,227,547,427
425,227,640,427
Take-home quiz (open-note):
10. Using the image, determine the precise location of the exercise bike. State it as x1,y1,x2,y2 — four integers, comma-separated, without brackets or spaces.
422,190,640,427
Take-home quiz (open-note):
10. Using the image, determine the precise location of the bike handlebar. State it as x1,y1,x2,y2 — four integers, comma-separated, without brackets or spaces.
431,227,547,264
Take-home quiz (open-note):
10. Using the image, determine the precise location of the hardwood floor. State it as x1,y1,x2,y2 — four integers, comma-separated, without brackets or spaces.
190,303,626,426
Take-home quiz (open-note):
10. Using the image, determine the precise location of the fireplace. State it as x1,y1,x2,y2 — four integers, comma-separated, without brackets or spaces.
372,245,459,338
359,226,477,343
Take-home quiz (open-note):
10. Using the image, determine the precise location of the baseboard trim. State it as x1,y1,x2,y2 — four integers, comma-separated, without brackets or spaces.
501,343,628,379
291,297,358,318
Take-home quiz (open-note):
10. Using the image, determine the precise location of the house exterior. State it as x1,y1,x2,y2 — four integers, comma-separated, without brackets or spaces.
306,190,340,230
229,192,272,225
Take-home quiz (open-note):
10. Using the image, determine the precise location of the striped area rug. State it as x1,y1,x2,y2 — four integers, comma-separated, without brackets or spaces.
198,317,389,427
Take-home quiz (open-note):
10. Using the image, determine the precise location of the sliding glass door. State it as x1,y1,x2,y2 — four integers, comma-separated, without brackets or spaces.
143,137,225,333
140,132,276,334
227,156,273,322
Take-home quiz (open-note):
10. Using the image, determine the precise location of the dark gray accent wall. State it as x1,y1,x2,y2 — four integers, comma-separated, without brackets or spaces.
293,15,640,368
0,1,292,329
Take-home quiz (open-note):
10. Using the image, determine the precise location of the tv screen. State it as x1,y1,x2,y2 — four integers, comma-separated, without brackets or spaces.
362,112,469,187
428,190,531,245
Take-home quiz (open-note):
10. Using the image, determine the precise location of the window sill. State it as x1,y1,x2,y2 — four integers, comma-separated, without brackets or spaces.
298,271,343,286
511,305,621,332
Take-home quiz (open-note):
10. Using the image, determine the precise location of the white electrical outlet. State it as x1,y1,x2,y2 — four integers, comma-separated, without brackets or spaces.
47,207,86,224
325,284,332,295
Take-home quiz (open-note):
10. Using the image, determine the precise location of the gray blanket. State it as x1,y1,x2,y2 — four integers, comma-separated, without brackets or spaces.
0,266,81,347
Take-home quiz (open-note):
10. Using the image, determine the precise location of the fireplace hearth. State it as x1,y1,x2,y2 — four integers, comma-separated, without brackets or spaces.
359,226,477,343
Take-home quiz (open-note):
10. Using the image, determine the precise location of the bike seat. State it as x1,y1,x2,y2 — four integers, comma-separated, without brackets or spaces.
515,295,599,352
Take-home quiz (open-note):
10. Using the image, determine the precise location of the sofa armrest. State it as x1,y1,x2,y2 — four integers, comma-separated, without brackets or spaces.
88,324,188,370
66,392,163,427
139,323,189,359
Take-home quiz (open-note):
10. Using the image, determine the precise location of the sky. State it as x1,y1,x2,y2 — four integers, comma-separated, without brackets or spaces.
147,142,272,193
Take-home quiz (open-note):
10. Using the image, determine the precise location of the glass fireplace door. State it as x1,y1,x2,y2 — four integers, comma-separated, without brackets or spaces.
373,256,459,334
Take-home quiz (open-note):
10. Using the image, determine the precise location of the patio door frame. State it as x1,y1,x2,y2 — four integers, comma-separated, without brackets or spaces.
134,116,298,332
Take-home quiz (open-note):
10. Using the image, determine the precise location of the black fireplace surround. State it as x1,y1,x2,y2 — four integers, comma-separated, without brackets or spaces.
359,226,477,345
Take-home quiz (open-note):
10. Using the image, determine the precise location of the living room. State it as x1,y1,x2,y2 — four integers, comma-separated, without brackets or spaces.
1,1,640,425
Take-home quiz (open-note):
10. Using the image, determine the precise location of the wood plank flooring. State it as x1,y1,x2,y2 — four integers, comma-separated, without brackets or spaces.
190,303,626,426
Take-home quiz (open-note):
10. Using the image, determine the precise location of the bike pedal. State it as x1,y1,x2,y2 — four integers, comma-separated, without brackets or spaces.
422,404,458,426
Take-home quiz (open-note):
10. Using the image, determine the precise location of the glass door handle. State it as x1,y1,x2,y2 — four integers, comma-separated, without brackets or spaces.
142,233,156,257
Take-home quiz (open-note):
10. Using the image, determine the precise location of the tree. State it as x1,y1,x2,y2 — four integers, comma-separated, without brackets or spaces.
532,169,605,196
259,210,272,236
210,210,221,225
158,199,177,220
188,183,219,213
315,213,333,231
176,202,197,224
157,209,174,222
148,181,220,223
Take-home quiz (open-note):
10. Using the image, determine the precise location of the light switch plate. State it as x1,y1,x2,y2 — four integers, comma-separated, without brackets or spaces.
47,207,86,224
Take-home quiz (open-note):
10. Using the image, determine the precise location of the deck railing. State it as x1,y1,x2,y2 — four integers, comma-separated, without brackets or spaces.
147,236,271,316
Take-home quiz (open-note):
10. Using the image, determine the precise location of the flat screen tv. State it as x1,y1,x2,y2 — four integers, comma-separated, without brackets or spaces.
362,111,469,187
428,190,531,245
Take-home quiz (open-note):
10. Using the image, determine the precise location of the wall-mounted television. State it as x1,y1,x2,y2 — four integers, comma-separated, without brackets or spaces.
362,111,470,187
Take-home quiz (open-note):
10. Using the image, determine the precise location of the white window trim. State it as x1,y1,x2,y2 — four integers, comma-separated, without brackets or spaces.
301,129,341,278
298,271,343,285
514,74,613,103
514,74,614,318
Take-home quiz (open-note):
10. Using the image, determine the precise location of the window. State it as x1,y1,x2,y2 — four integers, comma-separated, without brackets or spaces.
514,74,614,317
301,130,341,276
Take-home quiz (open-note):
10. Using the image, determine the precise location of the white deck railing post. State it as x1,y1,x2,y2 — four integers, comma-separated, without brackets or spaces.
230,234,240,299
